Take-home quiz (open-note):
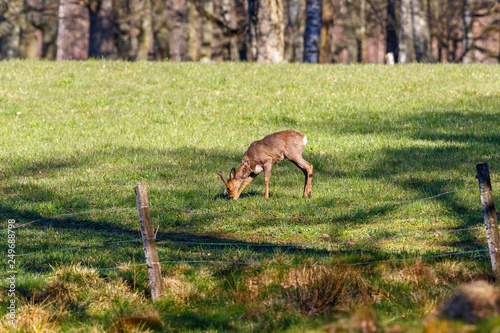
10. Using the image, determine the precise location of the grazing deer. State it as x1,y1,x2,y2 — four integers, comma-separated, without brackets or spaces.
218,130,313,200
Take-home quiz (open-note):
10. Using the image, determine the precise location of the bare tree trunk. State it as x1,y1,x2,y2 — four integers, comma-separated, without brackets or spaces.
426,0,437,62
346,0,360,63
255,0,284,63
303,0,321,63
386,0,398,62
200,0,213,61
359,0,366,62
56,0,90,60
211,0,224,60
234,0,248,61
0,0,23,59
3,23,21,59
138,0,153,60
167,0,189,61
128,0,140,59
39,0,59,60
411,0,430,62
188,0,201,61
151,0,170,60
330,0,349,63
247,0,258,60
284,0,306,62
461,0,474,63
20,0,43,59
319,0,333,63
398,0,430,63
221,0,239,61
398,0,415,63
89,0,117,59
364,0,387,64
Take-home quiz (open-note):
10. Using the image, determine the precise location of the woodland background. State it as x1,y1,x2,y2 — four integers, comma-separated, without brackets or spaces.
0,0,498,64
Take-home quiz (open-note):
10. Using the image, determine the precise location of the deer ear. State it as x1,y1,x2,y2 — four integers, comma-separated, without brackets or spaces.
230,168,236,179
218,171,229,186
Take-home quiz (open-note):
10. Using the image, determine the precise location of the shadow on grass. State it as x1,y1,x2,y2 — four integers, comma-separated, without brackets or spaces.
164,312,237,332
2,95,499,279
305,96,500,254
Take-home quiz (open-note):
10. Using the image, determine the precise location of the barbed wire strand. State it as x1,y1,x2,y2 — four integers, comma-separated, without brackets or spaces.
156,225,486,249
3,249,488,285
0,188,486,263
153,188,480,221
3,238,143,258
4,225,485,259
2,188,481,234
1,184,133,198
1,207,138,233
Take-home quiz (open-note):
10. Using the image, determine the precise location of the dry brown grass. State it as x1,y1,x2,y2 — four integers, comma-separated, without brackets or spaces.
434,261,476,284
282,266,353,316
0,298,66,333
161,263,216,306
3,259,493,332
379,259,438,288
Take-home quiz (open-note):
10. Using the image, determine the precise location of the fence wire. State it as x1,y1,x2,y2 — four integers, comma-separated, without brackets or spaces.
3,188,480,234
1,207,138,232
152,188,479,222
2,238,142,258
155,225,485,250
3,225,485,258
3,248,488,285
1,187,491,286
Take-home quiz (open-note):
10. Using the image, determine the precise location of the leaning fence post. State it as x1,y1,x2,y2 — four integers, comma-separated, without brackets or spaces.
476,163,500,272
135,183,164,300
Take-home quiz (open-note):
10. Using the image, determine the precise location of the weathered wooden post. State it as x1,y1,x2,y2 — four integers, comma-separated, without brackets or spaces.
135,183,164,300
476,163,500,272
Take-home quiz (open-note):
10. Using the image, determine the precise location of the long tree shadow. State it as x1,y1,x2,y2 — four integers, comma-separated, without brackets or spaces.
2,95,499,277
1,200,426,279
299,95,500,254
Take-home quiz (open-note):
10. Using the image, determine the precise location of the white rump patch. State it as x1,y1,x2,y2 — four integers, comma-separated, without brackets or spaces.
253,165,264,173
303,136,308,146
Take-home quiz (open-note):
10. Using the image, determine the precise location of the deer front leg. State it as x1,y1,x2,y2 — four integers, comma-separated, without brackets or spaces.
236,172,257,199
264,164,272,198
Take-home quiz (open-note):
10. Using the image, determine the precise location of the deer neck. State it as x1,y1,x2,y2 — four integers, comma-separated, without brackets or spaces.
235,160,251,183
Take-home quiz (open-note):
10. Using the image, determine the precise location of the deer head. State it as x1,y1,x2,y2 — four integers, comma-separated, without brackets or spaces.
218,168,240,199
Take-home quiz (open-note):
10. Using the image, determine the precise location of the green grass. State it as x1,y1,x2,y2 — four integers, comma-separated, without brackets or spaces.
1,60,500,332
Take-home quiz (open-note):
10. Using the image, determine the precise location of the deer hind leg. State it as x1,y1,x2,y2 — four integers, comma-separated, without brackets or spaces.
291,157,313,198
263,164,273,198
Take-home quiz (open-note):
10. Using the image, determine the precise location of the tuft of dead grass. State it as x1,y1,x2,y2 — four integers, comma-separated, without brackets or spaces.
0,299,67,333
380,259,438,289
161,265,216,306
163,276,198,305
282,266,352,316
434,261,475,284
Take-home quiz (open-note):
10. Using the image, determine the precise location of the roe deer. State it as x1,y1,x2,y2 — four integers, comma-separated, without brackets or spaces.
218,130,313,200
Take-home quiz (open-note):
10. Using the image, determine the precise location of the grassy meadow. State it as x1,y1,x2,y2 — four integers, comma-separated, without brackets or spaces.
1,60,500,332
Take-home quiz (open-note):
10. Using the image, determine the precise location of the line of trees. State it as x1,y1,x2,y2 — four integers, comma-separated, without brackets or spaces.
0,0,498,63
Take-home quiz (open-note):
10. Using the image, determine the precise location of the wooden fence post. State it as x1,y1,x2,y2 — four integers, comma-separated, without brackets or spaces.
135,183,164,301
476,163,500,272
